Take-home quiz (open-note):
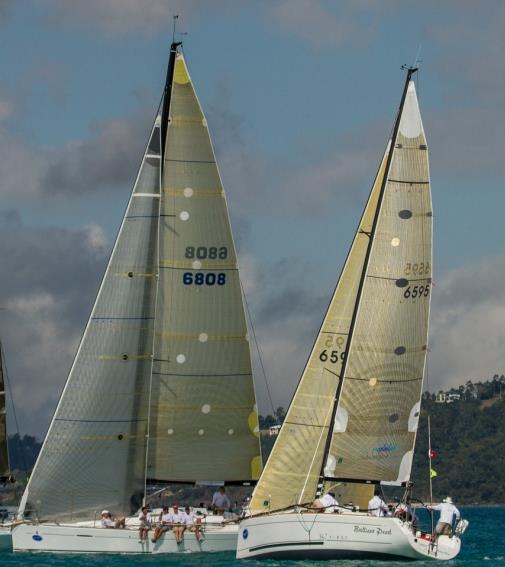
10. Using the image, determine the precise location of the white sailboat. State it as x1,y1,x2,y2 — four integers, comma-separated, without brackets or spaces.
0,342,15,551
237,67,464,561
12,41,262,554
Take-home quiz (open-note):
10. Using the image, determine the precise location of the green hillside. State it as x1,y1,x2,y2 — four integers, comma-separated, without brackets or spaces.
411,396,505,504
260,382,505,505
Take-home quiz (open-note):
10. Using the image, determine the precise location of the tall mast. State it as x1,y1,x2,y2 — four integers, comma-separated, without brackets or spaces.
317,67,418,486
160,41,181,162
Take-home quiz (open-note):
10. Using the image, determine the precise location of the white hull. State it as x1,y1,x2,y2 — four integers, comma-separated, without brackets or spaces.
13,519,238,554
237,512,460,561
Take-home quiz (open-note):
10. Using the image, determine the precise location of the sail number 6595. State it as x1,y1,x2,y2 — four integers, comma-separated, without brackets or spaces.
319,349,345,363
403,283,430,299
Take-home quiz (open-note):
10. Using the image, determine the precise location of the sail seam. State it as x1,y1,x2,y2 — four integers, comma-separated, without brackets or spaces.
55,418,147,423
152,371,252,377
165,158,215,164
388,179,429,184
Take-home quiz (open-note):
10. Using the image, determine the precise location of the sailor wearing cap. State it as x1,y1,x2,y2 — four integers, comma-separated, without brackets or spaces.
100,510,125,529
427,496,461,539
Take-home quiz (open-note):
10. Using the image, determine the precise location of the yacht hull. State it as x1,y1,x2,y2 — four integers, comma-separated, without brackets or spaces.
236,512,460,561
12,522,238,554
0,527,12,551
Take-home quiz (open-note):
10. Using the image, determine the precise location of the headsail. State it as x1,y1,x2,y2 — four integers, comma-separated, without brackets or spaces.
18,43,261,522
18,118,162,521
249,69,431,515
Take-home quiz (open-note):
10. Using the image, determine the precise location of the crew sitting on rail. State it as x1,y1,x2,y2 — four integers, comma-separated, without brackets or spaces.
151,506,171,543
169,503,187,544
100,510,126,529
312,492,339,513
184,506,204,542
138,506,151,542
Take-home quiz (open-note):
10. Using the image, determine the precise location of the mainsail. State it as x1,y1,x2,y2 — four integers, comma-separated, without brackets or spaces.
18,44,261,522
249,69,431,515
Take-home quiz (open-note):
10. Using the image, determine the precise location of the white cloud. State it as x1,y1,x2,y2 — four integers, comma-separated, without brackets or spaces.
0,218,109,435
44,0,234,38
428,255,505,391
264,0,389,50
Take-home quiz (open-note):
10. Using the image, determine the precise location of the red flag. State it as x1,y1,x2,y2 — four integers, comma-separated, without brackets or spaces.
429,449,438,458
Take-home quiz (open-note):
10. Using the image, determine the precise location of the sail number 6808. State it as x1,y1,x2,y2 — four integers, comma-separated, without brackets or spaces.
183,272,226,286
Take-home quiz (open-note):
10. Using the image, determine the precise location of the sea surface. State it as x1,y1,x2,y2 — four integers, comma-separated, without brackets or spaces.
2,507,503,567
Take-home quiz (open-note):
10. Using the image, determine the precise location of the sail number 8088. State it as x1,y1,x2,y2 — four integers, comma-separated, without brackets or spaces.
185,246,227,260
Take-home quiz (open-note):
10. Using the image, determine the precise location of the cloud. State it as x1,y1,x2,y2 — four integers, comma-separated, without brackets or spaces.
44,0,235,39
215,115,387,221
0,0,11,22
264,0,389,50
0,214,109,435
242,254,331,413
0,100,155,200
428,255,505,391
42,107,154,196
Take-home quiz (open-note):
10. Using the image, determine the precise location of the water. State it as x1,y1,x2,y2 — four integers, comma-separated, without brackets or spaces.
2,507,503,567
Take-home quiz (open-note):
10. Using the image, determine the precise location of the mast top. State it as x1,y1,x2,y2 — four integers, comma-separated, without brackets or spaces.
171,13,187,50
401,64,418,79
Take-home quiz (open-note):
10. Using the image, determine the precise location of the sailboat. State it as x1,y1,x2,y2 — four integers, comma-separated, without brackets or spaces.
0,342,15,551
237,68,464,561
12,41,262,554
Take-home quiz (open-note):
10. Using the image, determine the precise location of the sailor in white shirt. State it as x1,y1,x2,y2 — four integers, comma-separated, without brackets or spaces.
427,496,460,538
151,506,171,543
100,510,125,529
211,487,231,513
184,506,204,542
368,488,389,517
313,492,339,513
168,504,186,544
138,506,151,542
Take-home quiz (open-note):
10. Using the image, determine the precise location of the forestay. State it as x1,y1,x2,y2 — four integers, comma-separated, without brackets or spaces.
323,80,432,485
18,120,162,521
148,53,261,483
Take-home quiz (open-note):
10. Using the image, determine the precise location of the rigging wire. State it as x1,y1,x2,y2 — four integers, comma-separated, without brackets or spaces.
1,340,27,475
240,280,277,421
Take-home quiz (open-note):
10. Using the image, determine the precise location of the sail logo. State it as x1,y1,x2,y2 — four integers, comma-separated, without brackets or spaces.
32,534,43,542
372,443,398,456
242,528,249,540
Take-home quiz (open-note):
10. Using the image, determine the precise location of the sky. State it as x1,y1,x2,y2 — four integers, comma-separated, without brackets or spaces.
1,0,504,437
